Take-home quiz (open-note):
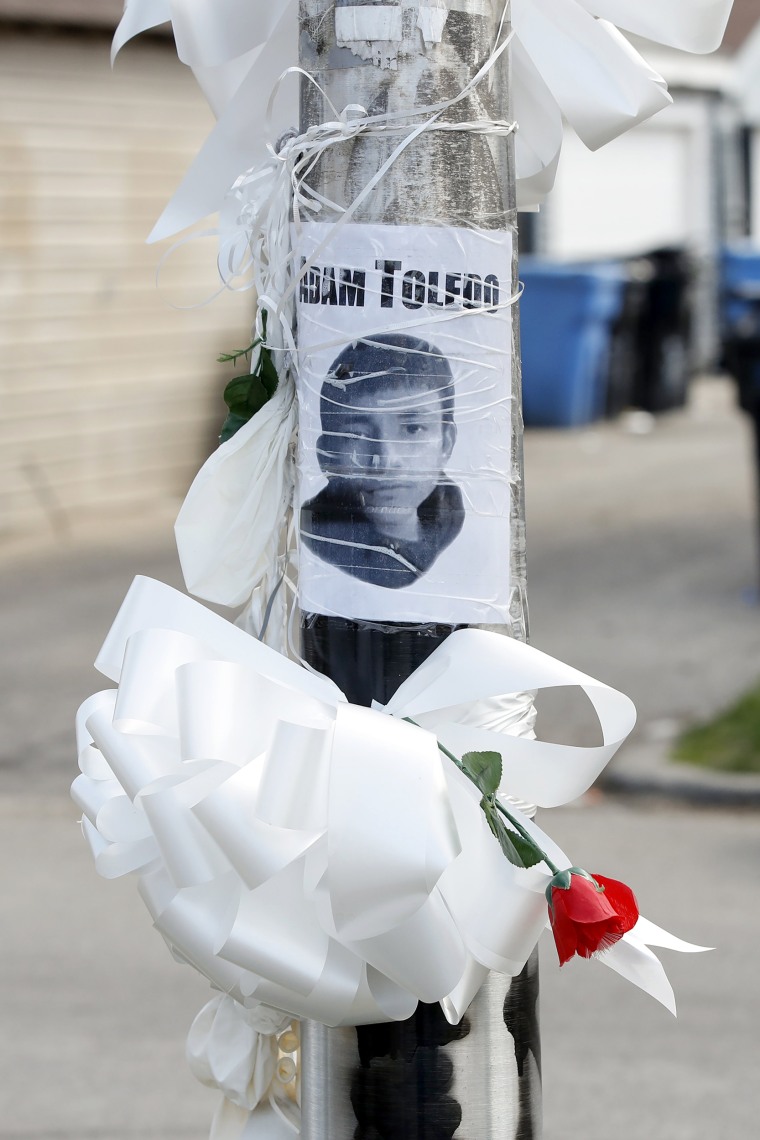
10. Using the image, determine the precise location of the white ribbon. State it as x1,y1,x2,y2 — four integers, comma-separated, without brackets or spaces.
187,995,298,1140
174,377,296,612
73,575,707,1038
113,0,733,236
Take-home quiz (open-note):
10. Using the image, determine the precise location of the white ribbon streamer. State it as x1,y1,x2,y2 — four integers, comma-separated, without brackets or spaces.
174,379,296,610
73,575,707,1039
113,0,733,236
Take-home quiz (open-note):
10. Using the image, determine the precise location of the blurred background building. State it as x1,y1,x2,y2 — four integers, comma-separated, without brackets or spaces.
0,0,251,542
523,0,760,383
2,0,760,539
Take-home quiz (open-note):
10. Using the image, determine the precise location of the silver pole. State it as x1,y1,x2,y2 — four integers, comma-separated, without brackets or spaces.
298,1,537,1134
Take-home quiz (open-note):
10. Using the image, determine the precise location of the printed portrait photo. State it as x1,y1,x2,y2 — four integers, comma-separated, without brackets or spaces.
294,220,513,624
300,333,464,589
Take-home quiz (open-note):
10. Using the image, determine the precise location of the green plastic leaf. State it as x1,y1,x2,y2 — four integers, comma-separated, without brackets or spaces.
500,827,544,869
219,412,249,444
217,340,259,365
223,375,252,416
217,311,280,442
224,373,271,418
479,797,544,869
494,821,525,867
259,347,280,398
481,796,499,837
461,750,503,796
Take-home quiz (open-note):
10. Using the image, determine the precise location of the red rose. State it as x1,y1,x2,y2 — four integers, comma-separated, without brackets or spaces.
546,868,639,966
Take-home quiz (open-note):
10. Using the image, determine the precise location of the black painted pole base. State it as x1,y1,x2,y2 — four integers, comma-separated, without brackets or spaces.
301,616,459,706
300,961,542,1140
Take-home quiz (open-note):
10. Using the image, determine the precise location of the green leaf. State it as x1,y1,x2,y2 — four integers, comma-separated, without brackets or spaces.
259,347,280,398
461,750,503,796
480,797,544,869
219,411,249,444
223,373,271,418
217,314,281,442
494,820,526,867
223,375,254,416
481,796,500,838
500,827,544,869
216,340,259,365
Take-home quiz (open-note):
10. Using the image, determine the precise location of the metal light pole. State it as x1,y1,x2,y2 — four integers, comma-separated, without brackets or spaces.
297,1,538,1136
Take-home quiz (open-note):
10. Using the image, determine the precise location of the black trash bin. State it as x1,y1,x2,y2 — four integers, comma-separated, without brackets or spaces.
723,323,760,416
603,247,694,417
605,257,653,418
629,247,695,413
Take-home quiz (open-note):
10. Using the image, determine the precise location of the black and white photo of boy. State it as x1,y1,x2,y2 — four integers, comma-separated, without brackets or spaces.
300,332,465,589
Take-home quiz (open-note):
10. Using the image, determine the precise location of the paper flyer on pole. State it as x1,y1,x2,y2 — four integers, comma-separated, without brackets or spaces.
294,221,513,624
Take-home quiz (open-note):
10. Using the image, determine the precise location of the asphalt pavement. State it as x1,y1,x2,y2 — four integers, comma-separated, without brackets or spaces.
2,375,759,1138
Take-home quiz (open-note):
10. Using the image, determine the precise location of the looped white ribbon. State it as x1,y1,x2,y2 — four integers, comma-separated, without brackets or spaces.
187,995,298,1140
73,575,708,1034
113,0,733,238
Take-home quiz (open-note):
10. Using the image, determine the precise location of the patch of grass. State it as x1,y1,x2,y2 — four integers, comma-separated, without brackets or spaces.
673,684,760,774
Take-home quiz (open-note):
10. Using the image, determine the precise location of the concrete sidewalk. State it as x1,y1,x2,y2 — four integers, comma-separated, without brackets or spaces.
524,376,760,804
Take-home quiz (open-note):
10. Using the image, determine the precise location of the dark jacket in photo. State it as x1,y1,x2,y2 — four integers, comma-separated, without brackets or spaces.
300,480,465,589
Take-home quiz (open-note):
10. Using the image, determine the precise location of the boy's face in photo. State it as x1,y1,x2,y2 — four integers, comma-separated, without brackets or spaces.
317,378,457,512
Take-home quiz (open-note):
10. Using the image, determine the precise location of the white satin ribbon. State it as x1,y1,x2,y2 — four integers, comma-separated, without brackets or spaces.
73,576,707,1033
113,0,733,235
187,995,298,1140
174,378,296,611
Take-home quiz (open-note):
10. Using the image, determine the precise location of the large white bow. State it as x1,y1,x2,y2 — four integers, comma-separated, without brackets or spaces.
112,0,733,238
72,576,705,1032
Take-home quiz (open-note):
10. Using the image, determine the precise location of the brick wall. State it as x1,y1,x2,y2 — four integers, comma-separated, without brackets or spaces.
0,26,253,539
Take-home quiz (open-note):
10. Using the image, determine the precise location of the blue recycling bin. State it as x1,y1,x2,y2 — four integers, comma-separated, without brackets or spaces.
720,244,760,415
519,258,627,427
721,244,760,335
